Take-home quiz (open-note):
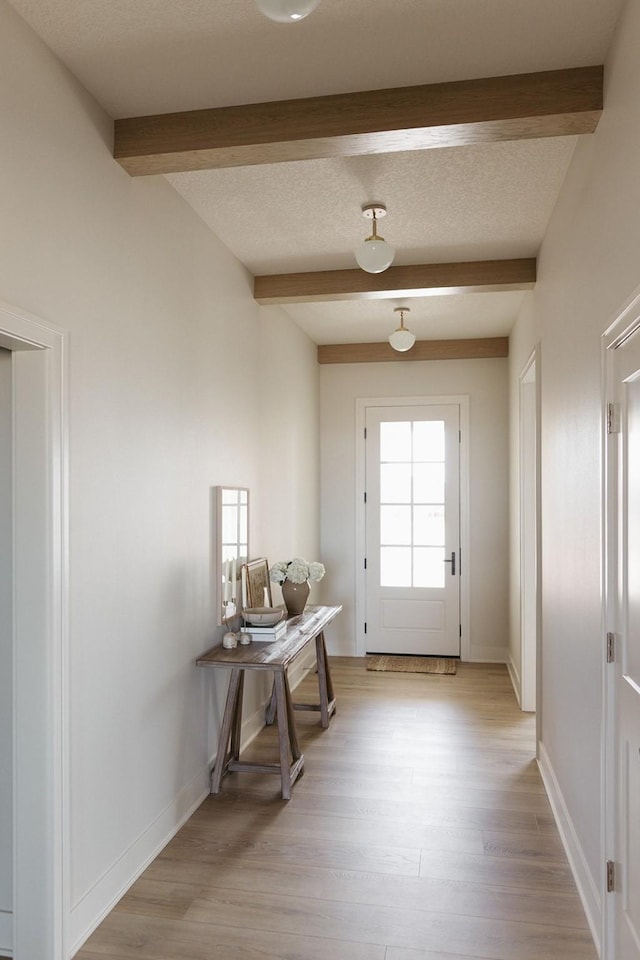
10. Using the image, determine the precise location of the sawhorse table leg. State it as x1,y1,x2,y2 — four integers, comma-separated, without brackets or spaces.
265,630,336,729
211,666,303,800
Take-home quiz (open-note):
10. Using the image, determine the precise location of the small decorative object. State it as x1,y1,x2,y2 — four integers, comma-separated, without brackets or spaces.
243,606,284,626
222,632,238,649
243,558,272,609
270,558,325,617
238,632,252,645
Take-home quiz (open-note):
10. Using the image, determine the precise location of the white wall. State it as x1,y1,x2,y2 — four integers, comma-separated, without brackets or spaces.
0,2,320,953
320,357,509,661
508,0,640,937
0,348,12,950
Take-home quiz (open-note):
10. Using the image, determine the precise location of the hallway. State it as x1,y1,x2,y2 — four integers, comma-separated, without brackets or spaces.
75,660,596,960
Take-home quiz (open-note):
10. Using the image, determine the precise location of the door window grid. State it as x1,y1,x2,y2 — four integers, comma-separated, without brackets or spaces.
379,420,445,588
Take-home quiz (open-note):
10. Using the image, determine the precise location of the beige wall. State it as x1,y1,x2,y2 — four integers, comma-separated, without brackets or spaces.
320,357,509,661
0,1,319,952
508,0,640,936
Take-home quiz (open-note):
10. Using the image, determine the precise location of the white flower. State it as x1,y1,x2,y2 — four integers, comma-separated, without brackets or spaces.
308,562,325,582
269,558,326,584
269,561,288,584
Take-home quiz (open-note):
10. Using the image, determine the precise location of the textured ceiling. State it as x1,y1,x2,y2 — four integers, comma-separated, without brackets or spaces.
8,0,626,345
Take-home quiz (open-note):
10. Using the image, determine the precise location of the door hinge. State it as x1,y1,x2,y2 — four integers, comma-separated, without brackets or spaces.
364,427,367,440
606,859,616,893
459,624,462,638
606,632,615,663
459,430,462,443
607,403,620,434
364,491,367,504
364,557,367,569
364,622,367,634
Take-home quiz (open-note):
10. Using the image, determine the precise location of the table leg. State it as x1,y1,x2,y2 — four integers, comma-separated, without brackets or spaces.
210,668,243,795
273,671,293,800
230,669,245,762
284,672,302,762
315,631,336,729
265,680,277,726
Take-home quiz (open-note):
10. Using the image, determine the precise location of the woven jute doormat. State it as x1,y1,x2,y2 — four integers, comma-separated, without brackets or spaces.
366,655,457,675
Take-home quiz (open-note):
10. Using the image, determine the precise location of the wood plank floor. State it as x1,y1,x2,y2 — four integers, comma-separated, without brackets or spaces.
75,659,597,960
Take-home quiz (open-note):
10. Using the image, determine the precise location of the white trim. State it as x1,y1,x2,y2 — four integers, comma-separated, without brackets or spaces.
70,646,318,952
355,395,470,659
69,767,209,955
538,743,601,955
0,300,69,960
518,350,538,713
464,644,508,663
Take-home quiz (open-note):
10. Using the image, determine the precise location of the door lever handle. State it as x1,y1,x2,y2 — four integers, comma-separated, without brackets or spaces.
443,551,456,575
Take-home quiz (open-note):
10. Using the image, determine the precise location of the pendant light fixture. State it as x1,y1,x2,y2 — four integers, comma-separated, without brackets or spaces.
389,307,416,352
255,0,320,22
354,203,395,274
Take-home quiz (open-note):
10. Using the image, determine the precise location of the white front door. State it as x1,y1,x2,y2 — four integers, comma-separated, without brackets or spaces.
365,404,460,656
613,327,640,960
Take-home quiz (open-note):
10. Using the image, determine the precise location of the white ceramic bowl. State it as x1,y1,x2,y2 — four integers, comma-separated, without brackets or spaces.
243,607,284,626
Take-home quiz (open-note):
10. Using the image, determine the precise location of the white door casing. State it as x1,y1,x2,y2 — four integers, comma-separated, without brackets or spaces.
0,301,69,960
355,396,470,660
519,351,539,713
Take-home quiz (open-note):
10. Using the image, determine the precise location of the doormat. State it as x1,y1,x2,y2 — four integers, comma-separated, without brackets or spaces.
366,656,457,675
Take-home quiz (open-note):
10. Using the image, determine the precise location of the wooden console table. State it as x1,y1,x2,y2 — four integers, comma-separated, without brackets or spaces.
196,604,341,800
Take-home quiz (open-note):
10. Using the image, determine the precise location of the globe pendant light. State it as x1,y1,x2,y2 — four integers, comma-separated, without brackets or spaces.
354,203,395,274
255,0,320,22
389,307,416,352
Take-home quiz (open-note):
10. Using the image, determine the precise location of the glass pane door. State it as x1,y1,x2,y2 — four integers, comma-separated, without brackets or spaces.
365,404,460,656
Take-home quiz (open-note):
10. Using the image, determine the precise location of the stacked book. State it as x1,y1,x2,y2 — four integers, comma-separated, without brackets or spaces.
242,618,287,642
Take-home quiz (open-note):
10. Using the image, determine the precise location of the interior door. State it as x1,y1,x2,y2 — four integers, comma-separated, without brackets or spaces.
613,327,640,960
365,404,460,656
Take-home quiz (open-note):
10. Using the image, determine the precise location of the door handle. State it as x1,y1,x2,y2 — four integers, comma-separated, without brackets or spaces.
443,551,456,575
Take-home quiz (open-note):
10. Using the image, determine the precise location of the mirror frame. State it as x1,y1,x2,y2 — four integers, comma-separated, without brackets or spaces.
213,486,249,625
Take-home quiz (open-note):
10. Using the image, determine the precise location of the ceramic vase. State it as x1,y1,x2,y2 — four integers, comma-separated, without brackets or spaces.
281,579,310,617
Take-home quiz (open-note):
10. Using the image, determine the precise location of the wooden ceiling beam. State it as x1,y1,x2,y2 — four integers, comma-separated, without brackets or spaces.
317,338,509,364
254,258,536,304
114,66,603,176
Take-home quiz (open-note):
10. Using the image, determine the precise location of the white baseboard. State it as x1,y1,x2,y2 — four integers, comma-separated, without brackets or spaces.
466,644,508,663
537,742,601,955
69,763,210,956
0,910,12,956
70,651,318,957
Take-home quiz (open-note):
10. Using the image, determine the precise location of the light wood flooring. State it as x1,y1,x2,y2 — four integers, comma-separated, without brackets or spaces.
75,659,597,960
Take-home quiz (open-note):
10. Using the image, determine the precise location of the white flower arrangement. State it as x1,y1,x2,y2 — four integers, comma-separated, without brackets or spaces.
270,558,326,585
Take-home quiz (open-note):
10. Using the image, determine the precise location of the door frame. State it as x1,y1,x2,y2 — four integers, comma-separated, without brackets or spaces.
518,349,541,715
0,300,69,960
601,284,640,960
355,395,470,659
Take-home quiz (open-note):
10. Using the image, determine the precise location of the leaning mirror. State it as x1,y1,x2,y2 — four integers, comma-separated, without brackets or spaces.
213,486,249,625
